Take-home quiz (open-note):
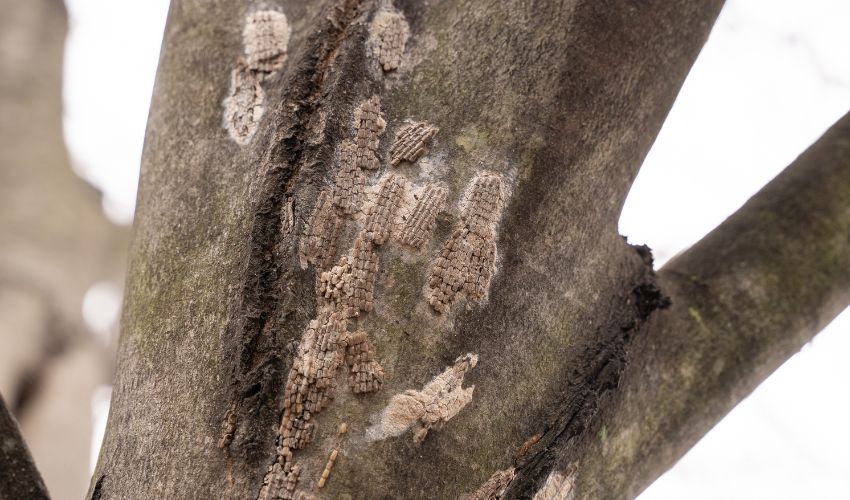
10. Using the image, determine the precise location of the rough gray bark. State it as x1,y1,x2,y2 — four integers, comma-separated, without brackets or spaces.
89,0,849,499
0,0,127,498
0,394,49,500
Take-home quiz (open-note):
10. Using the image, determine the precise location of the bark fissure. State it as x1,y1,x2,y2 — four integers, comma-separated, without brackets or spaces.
505,246,669,498
220,0,370,480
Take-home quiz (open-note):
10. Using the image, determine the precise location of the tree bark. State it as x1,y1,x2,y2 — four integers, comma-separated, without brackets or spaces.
91,0,849,499
0,394,49,500
531,110,850,499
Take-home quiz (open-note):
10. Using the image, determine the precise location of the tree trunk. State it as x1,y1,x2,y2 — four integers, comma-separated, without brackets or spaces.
90,0,850,499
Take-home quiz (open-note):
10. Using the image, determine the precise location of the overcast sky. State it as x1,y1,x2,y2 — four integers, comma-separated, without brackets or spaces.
62,0,850,497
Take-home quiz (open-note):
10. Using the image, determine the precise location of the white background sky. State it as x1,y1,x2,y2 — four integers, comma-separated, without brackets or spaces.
63,0,850,497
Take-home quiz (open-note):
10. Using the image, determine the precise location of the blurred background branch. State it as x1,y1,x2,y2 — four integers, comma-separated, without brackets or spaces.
0,0,128,498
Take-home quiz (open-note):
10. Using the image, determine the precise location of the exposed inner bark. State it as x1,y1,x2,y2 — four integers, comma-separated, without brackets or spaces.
221,0,370,483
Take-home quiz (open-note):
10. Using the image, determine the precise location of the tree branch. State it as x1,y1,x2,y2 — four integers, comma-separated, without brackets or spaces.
94,0,729,497
572,110,850,498
0,393,49,499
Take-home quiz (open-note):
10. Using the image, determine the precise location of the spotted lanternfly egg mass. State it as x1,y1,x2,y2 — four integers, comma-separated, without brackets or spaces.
427,172,506,313
223,10,290,144
390,122,438,166
368,8,410,72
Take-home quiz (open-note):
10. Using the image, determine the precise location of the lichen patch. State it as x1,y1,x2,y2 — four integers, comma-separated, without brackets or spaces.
367,353,478,443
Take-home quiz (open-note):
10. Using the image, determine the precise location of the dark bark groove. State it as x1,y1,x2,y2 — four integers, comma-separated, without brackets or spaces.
221,0,372,477
506,245,670,498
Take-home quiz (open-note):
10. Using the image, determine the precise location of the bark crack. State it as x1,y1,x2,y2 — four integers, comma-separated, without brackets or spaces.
218,0,370,483
504,244,670,499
